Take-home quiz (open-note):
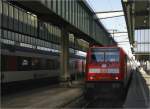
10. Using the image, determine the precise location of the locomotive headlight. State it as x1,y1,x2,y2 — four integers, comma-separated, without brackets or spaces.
115,77,119,80
89,68,100,73
108,68,119,73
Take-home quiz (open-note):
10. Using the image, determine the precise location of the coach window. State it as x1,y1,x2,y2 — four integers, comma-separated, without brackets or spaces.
48,42,51,49
15,33,19,42
3,30,8,39
7,31,11,40
17,57,31,71
42,40,45,47
10,31,14,41
33,37,36,46
27,36,31,44
36,39,39,46
44,41,47,48
34,37,36,45
24,35,27,44
32,58,41,70
40,40,43,47
30,37,33,45
45,42,48,48
38,40,41,47
29,36,32,45
21,34,24,43
47,42,49,48
43,41,45,48
18,33,22,43
44,41,46,48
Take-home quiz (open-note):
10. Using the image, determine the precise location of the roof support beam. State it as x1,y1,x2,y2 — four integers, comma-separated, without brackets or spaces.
95,10,123,14
98,15,124,19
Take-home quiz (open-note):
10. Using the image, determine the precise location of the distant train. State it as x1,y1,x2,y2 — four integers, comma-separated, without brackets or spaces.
85,46,135,98
1,44,86,84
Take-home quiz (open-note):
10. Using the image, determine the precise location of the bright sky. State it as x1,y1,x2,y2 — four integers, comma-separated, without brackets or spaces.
86,0,133,58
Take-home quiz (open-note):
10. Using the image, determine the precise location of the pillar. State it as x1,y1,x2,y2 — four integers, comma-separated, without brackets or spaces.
60,28,70,82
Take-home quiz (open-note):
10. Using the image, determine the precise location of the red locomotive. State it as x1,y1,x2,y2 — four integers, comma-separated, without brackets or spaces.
85,46,134,98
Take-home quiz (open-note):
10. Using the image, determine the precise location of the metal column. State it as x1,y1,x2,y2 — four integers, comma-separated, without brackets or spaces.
60,28,70,83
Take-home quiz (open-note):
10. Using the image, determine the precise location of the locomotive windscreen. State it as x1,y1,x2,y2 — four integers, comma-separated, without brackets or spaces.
91,48,119,62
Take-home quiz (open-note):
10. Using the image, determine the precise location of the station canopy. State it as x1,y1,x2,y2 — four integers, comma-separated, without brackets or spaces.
122,0,150,61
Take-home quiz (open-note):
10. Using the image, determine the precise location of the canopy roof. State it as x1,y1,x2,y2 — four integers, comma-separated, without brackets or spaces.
122,0,150,44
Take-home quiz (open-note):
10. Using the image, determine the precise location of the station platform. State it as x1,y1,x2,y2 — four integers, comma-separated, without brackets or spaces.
124,68,150,108
2,70,150,108
2,81,84,108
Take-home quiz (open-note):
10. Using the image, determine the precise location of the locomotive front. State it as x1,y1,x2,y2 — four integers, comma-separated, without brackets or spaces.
85,46,126,98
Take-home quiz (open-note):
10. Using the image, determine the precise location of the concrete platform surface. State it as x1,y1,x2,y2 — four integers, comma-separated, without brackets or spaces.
124,70,150,109
2,82,83,108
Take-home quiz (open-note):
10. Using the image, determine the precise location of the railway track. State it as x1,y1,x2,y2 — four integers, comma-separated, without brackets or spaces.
63,93,125,108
